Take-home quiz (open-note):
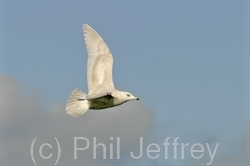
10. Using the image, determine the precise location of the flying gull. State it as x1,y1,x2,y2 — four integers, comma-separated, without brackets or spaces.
66,24,139,117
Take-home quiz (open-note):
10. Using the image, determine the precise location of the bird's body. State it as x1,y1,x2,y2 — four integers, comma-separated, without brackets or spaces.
89,95,115,109
66,24,139,117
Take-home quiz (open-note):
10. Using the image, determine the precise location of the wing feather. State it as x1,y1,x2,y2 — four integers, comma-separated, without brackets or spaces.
83,24,114,95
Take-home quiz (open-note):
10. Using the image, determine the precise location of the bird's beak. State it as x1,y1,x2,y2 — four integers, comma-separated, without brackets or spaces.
136,97,139,100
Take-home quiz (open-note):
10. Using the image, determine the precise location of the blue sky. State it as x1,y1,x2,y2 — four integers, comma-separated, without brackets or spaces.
1,1,250,166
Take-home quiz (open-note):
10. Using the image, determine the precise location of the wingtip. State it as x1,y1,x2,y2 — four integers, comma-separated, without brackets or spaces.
82,23,88,29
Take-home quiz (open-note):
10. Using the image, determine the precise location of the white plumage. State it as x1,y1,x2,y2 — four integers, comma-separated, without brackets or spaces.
66,24,139,117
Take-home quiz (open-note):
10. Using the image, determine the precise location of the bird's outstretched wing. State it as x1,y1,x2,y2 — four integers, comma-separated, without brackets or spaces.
83,24,114,95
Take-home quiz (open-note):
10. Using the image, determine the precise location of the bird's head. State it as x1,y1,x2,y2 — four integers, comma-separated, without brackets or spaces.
121,91,139,101
113,91,139,106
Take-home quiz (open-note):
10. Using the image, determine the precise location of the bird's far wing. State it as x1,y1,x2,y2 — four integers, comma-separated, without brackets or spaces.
83,24,114,94
86,91,113,100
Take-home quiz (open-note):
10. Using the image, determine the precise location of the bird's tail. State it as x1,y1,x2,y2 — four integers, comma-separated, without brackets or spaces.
66,88,89,117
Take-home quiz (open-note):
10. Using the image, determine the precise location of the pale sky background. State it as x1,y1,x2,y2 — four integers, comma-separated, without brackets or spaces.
1,1,250,166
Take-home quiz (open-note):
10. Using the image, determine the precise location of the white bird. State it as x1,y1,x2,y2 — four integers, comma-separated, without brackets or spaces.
66,24,139,117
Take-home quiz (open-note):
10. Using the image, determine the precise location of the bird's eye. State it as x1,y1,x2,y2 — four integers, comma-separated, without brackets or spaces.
127,94,131,97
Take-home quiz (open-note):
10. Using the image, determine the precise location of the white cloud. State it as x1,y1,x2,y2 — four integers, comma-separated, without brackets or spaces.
0,74,153,166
